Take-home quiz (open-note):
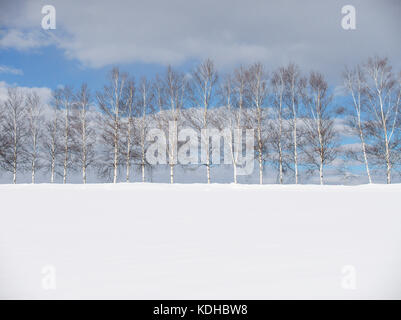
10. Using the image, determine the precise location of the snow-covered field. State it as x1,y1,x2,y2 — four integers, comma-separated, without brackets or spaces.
0,183,400,299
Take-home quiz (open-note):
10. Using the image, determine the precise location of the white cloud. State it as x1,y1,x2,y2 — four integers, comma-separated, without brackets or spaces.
0,29,53,51
0,65,23,75
0,81,52,105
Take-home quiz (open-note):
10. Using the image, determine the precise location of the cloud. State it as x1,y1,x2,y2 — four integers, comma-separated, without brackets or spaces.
0,65,23,75
0,0,400,82
0,81,52,105
0,29,53,50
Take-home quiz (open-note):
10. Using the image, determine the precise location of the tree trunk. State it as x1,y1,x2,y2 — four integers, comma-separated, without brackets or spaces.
51,153,55,183
113,119,118,184
257,118,263,185
319,159,324,185
31,135,37,184
385,139,391,184
82,165,86,184
278,116,283,184
126,143,130,183
63,116,68,184
141,124,146,182
13,143,17,184
13,161,17,185
293,119,298,184
233,162,237,184
63,155,67,184
259,152,263,185
357,115,372,184
170,165,174,184
31,159,35,184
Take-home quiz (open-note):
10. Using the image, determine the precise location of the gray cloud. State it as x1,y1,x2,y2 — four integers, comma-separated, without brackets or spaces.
0,0,400,83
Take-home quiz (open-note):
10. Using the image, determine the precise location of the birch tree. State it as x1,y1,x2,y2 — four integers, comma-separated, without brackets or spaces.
97,67,127,183
302,72,338,185
1,88,28,184
26,92,44,184
137,76,155,182
0,101,8,169
71,83,96,184
217,74,238,183
188,59,218,183
122,79,136,182
230,67,249,183
43,90,62,183
363,57,400,184
343,65,372,183
157,66,187,184
60,86,74,184
270,67,287,184
283,64,305,184
248,63,268,184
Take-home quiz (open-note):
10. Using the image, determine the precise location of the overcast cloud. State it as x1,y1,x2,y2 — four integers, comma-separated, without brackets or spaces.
0,0,400,82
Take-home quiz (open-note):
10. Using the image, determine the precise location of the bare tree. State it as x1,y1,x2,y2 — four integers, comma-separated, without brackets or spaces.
121,79,136,182
0,102,8,168
363,57,400,184
188,59,218,183
157,66,187,183
283,64,305,184
302,72,338,185
1,88,28,184
270,67,286,184
71,83,96,184
217,74,237,183
230,66,249,183
97,67,127,183
42,90,62,183
343,65,372,183
137,76,155,182
248,63,269,184
26,92,44,184
59,86,74,184
215,71,255,184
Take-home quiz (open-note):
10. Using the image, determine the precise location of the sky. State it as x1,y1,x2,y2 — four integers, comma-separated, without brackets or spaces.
0,0,400,184
0,0,400,93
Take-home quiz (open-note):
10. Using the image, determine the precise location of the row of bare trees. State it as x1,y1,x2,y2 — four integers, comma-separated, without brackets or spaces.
0,56,400,184
343,57,401,184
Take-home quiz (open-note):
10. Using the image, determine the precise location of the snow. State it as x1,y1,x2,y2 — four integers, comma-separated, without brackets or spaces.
0,183,400,299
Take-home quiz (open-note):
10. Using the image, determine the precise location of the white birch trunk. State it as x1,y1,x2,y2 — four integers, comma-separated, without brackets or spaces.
82,106,87,184
126,119,131,183
141,122,146,183
13,110,17,184
170,165,174,184
113,91,119,184
357,114,372,184
293,115,298,184
63,106,69,184
31,135,37,184
50,149,55,183
257,119,263,185
319,158,324,185
113,121,118,184
278,115,283,184
233,162,237,184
